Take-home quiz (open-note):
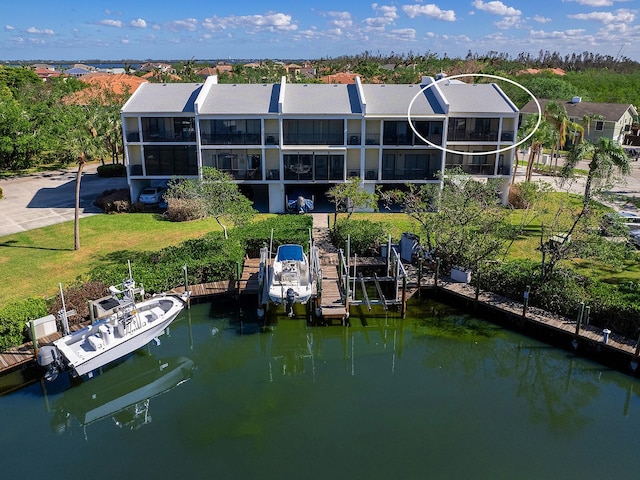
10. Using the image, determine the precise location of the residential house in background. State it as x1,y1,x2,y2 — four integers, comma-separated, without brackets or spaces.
121,75,519,213
520,97,638,145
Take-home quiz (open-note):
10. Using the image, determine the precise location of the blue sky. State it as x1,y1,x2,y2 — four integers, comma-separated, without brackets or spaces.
1,0,638,61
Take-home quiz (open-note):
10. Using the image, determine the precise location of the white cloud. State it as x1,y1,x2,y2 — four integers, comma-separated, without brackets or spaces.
562,0,614,6
121,37,130,44
472,0,521,17
166,18,199,32
98,19,123,28
387,28,416,41
27,27,55,35
130,19,147,28
5,24,15,31
325,11,353,29
202,13,297,33
402,4,456,21
533,15,552,23
495,16,522,29
568,9,635,24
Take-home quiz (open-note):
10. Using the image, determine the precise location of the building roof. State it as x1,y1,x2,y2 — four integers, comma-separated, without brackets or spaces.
320,72,358,84
63,73,147,104
198,83,279,115
122,82,202,114
520,98,637,122
121,76,519,119
440,81,518,114
282,83,361,115
360,83,443,116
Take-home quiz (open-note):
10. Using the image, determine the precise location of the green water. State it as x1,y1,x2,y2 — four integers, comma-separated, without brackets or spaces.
1,297,639,479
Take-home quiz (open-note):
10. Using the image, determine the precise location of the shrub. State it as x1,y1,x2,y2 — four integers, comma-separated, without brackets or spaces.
95,188,131,213
48,281,110,326
0,186,3,199
235,215,313,256
164,198,207,222
97,163,126,177
331,218,386,255
0,298,48,351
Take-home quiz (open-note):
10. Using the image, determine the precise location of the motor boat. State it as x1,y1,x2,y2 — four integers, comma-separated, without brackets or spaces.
268,244,314,316
38,275,190,380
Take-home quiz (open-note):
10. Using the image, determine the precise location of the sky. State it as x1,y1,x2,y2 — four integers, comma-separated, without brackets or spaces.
1,0,638,62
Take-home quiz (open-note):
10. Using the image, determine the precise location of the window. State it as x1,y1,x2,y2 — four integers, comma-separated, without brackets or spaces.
144,145,197,176
595,121,604,131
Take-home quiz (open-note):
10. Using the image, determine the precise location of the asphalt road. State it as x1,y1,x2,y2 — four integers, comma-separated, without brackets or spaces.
0,163,128,237
0,159,638,238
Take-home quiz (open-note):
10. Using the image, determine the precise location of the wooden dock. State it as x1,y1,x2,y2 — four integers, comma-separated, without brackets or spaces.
317,252,348,323
2,257,639,376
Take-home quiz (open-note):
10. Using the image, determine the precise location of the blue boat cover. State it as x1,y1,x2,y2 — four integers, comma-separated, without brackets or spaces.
276,244,304,261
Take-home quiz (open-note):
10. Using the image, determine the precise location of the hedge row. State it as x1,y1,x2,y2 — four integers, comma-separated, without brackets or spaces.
0,215,312,352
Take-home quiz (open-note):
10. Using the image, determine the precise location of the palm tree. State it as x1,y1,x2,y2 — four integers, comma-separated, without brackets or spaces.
544,101,584,173
64,107,106,250
540,137,631,279
562,136,631,214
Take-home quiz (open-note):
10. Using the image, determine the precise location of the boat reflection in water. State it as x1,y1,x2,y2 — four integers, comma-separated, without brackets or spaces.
48,354,194,438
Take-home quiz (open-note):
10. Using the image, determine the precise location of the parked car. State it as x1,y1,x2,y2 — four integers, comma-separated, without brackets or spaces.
138,186,165,205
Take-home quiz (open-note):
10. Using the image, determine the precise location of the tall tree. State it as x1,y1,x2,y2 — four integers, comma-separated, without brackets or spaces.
62,107,105,250
326,176,378,224
538,137,631,279
380,169,518,270
164,167,256,238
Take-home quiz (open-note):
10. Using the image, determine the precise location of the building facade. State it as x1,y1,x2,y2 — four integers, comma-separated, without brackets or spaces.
121,75,519,212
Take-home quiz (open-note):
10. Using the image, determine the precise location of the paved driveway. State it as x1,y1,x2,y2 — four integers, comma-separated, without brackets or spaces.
0,163,128,237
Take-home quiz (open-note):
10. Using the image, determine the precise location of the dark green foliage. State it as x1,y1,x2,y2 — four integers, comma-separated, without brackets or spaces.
96,163,126,177
48,281,110,326
483,260,640,338
235,215,313,257
90,232,245,293
331,218,386,256
0,186,3,199
0,297,48,352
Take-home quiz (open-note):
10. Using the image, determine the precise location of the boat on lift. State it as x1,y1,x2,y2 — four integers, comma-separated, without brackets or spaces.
268,244,314,317
38,267,190,380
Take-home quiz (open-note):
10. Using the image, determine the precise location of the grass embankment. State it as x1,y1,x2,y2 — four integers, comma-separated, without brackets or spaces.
0,213,225,304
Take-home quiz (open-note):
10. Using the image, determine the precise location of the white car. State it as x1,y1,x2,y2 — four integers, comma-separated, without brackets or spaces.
138,186,165,205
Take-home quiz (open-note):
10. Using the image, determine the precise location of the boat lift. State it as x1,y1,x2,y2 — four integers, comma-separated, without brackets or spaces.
257,228,321,321
337,235,409,318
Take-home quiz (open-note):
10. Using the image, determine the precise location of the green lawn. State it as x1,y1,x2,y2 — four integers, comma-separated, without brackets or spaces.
1,199,638,306
0,213,225,303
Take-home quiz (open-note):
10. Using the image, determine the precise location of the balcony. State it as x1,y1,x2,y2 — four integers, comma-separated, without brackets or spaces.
283,133,344,146
201,133,261,145
383,133,442,146
447,131,499,142
143,131,195,142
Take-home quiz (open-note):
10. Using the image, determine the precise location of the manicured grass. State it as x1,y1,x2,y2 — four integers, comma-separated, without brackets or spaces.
0,213,225,303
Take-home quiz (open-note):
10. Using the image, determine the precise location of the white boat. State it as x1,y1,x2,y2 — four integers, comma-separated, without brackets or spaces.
268,244,314,316
38,275,190,380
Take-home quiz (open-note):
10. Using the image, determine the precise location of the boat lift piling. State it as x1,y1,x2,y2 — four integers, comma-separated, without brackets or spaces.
338,236,408,316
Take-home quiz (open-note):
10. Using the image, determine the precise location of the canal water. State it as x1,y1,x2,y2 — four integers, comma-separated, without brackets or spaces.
1,296,639,479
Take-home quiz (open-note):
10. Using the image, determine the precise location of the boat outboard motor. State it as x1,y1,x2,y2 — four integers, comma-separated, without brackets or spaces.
286,288,297,317
37,345,62,381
